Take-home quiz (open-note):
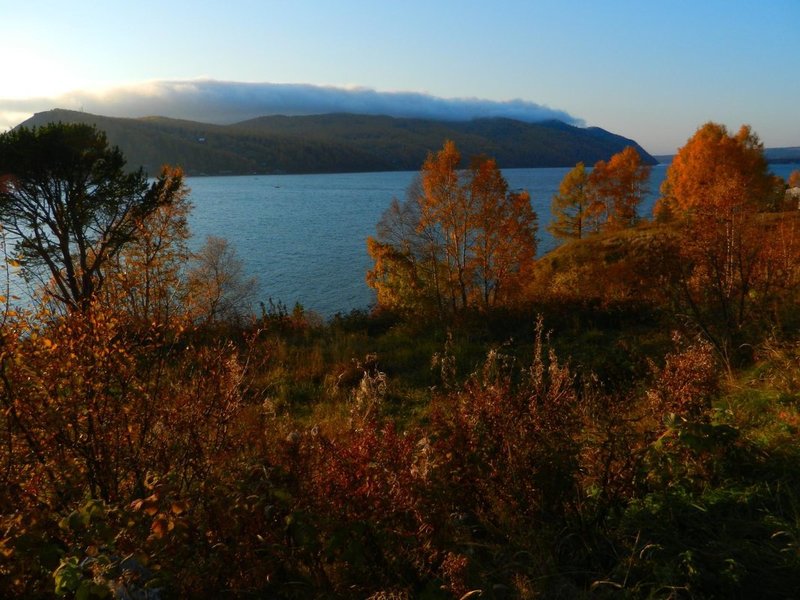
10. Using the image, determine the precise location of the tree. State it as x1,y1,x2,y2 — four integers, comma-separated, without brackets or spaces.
186,235,257,324
548,162,590,240
666,204,800,366
366,194,437,315
469,155,537,307
0,123,185,310
416,140,472,312
101,170,193,329
788,169,800,189
587,146,650,230
549,148,649,242
367,141,537,317
655,122,777,219
655,123,800,365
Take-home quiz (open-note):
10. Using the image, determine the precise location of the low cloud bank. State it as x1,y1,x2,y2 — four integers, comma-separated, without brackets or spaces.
1,80,582,129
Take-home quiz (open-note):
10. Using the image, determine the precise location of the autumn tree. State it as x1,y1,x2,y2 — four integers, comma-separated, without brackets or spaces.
0,123,185,310
656,123,800,365
470,155,537,307
417,140,470,312
366,198,430,315
102,166,193,329
186,235,258,324
788,170,800,189
655,122,777,219
587,146,650,230
367,141,537,317
548,161,590,240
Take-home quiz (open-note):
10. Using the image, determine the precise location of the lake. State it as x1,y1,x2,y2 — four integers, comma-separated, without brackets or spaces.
186,163,800,318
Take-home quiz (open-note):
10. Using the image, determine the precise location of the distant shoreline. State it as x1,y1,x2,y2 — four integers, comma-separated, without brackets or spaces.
655,151,800,167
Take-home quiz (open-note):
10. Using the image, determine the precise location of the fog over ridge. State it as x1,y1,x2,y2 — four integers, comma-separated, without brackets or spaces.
1,80,583,130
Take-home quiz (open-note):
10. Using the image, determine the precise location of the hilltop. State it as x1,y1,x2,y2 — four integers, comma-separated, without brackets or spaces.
18,109,656,176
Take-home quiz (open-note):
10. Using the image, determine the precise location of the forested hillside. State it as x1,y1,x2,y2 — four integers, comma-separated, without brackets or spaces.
18,109,656,175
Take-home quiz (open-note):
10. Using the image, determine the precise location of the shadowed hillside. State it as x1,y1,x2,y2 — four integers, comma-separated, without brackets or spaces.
19,109,656,176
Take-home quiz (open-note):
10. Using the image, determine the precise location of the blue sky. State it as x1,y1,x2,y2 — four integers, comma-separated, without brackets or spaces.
1,0,797,154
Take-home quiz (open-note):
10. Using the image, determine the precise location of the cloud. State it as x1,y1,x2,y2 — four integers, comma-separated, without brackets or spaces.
0,80,582,130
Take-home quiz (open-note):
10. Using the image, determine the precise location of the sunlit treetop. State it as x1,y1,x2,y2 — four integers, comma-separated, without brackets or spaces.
657,122,777,218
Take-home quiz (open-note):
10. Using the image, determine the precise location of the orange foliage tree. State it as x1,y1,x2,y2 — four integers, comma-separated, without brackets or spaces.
549,147,650,241
367,141,537,317
656,123,800,364
656,122,780,219
548,161,591,240
587,146,651,231
469,155,538,307
101,166,193,329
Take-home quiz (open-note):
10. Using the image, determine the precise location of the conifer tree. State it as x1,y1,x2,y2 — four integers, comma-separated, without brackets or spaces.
0,123,185,310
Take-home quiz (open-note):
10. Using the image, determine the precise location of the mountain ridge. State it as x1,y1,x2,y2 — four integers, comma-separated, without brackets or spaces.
18,109,657,176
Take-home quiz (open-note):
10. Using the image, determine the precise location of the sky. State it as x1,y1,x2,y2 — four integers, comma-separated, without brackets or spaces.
1,0,798,155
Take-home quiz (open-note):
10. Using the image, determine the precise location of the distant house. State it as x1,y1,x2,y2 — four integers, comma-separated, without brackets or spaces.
197,137,206,143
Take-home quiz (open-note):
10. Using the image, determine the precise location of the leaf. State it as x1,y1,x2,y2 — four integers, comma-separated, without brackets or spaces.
0,538,13,559
170,500,188,515
150,517,169,539
140,493,160,516
54,556,82,595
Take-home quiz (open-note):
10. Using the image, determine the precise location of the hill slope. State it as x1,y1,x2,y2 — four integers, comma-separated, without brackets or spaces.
18,109,656,176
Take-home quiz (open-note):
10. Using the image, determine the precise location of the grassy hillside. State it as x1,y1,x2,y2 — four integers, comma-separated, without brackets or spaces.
530,222,681,305
19,109,656,176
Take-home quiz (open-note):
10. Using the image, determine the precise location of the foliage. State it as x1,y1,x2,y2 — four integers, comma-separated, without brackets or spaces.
0,123,185,310
101,169,192,330
186,235,257,325
3,124,800,599
587,146,651,231
656,122,781,219
654,125,800,363
549,147,650,242
548,161,590,240
667,209,800,364
540,124,800,367
367,141,537,318
20,109,657,176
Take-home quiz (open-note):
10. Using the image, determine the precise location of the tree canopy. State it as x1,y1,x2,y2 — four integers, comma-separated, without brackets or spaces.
648,123,799,364
549,146,650,241
655,122,779,219
548,161,590,240
0,122,185,310
367,141,537,317
588,145,651,230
